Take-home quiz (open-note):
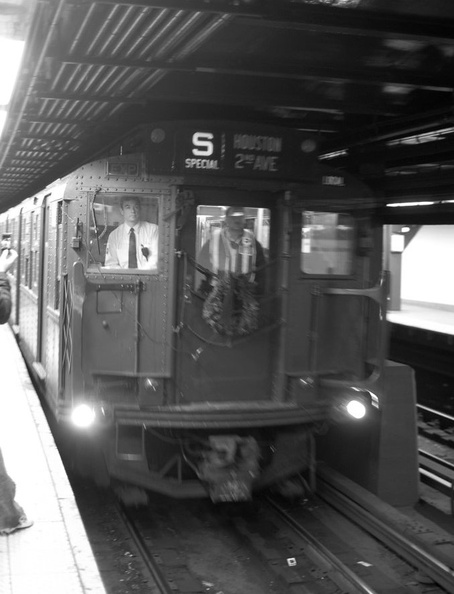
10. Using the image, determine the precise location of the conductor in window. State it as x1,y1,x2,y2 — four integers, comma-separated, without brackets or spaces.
197,206,266,294
105,196,159,270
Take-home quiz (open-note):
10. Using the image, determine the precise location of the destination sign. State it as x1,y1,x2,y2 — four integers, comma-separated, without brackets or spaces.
180,129,287,177
147,123,319,180
232,134,282,173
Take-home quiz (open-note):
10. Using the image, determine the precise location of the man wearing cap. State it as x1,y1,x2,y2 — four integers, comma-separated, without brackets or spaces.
197,206,266,292
105,196,159,270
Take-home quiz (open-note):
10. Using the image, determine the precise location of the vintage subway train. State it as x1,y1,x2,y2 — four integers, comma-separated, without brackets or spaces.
0,121,387,502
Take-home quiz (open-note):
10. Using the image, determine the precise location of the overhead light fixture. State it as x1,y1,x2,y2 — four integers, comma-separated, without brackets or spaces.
386,201,436,208
303,0,361,5
0,36,25,138
386,127,454,147
319,149,348,160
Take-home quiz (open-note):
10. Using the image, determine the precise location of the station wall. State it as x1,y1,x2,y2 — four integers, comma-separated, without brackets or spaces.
402,225,454,307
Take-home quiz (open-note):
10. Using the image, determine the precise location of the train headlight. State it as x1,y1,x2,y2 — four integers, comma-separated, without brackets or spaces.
71,404,96,428
345,399,367,419
331,387,379,423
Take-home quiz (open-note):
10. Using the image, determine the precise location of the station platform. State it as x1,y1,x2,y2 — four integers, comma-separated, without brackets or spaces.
387,300,454,336
0,324,106,593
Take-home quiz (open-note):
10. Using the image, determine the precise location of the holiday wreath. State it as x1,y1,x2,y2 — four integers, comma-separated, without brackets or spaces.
202,273,259,336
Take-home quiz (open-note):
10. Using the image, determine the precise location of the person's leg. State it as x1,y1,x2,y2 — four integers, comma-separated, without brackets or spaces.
0,447,32,534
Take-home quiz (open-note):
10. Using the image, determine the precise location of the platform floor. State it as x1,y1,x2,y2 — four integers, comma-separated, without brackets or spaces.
0,324,106,594
387,300,454,336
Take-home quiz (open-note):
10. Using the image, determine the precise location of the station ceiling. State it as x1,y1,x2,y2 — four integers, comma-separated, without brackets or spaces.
2,0,454,210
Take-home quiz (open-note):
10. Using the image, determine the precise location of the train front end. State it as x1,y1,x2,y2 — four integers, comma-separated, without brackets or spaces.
59,122,385,501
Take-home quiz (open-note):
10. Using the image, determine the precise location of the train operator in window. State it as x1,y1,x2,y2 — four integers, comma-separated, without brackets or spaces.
197,206,266,294
105,196,159,270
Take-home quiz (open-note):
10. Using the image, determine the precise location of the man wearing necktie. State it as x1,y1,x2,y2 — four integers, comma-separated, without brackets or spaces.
105,196,159,270
128,227,138,268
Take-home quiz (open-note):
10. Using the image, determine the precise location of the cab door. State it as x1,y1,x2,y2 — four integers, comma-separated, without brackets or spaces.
73,189,174,406
285,207,378,382
174,189,278,403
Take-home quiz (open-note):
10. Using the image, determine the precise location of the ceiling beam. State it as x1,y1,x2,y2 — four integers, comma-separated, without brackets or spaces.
54,54,454,93
321,106,454,153
80,0,454,43
36,71,403,117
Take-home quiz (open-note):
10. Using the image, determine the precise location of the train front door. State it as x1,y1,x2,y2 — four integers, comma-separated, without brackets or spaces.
285,207,376,383
76,190,173,394
175,193,278,403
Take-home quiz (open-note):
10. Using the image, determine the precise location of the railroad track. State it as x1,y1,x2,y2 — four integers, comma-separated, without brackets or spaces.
119,494,383,594
418,404,454,447
67,402,454,594
419,448,454,515
111,468,454,594
317,465,454,593
416,402,454,515
116,501,176,594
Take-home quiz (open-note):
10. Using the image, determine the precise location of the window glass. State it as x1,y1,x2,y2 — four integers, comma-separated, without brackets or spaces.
88,194,159,272
46,202,62,310
195,205,270,292
196,205,269,253
301,211,354,275
55,202,62,309
30,210,40,293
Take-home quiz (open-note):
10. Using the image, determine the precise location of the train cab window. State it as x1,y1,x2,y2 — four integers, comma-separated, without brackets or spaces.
88,194,159,273
301,211,354,276
195,204,270,291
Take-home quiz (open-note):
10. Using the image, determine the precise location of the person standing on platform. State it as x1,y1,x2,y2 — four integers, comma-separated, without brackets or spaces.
0,247,33,535
104,195,159,270
0,246,17,323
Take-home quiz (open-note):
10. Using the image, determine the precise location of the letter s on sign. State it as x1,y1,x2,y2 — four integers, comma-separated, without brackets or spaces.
192,132,214,156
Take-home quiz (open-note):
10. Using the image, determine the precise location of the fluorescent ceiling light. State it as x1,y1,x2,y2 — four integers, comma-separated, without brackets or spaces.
0,36,25,137
319,149,348,160
386,201,436,208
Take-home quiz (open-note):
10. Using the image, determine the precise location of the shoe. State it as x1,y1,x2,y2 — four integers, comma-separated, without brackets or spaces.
0,515,33,535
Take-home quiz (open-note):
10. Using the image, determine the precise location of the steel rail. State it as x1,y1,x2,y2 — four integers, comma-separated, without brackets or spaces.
419,448,454,472
418,403,454,424
116,501,175,594
419,448,454,516
267,497,379,594
317,473,454,592
419,467,454,517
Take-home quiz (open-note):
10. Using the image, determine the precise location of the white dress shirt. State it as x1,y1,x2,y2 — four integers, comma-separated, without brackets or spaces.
105,221,159,270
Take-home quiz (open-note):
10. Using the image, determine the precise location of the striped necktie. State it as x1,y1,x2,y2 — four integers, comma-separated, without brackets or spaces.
128,228,138,268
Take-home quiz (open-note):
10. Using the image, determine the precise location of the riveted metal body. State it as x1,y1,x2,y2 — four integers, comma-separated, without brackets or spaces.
4,122,389,501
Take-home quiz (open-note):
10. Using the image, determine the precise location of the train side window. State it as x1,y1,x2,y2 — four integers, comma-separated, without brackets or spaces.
88,194,159,273
301,211,355,276
46,201,62,310
195,204,270,291
30,210,40,293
